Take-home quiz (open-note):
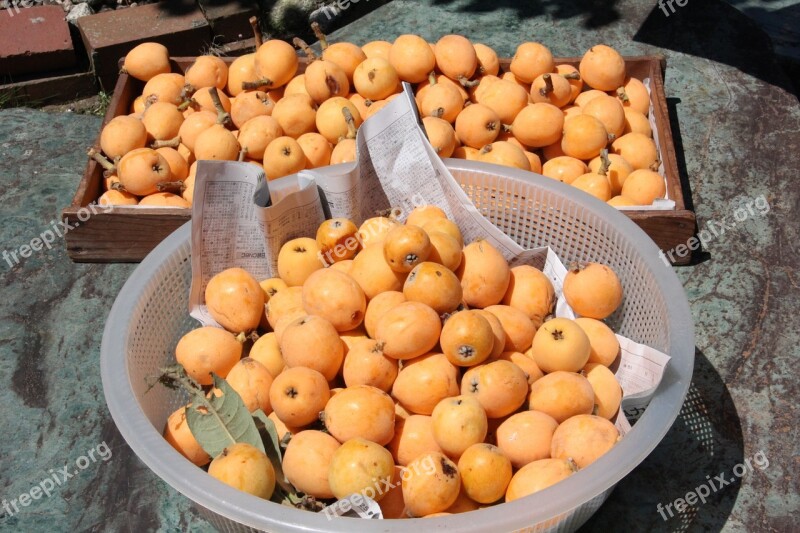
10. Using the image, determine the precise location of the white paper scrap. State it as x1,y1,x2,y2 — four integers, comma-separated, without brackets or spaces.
322,494,382,520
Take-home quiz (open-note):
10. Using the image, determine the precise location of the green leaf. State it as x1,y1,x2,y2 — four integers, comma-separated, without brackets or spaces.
184,372,266,458
252,409,299,502
152,366,314,506
252,409,283,463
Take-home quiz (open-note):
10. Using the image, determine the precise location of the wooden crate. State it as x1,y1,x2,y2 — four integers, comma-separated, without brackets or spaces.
510,56,696,264
64,58,196,262
64,55,695,263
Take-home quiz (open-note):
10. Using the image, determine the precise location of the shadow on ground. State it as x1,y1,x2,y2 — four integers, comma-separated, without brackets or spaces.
429,0,621,28
664,96,712,267
580,348,745,532
635,1,798,98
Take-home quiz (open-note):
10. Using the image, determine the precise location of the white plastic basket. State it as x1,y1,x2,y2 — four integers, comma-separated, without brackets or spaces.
101,160,694,533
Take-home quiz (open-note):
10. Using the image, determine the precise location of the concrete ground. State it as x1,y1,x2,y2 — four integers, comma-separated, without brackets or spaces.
0,0,798,531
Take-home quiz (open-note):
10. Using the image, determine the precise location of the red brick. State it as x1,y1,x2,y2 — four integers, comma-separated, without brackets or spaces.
197,0,258,44
0,5,76,77
76,1,212,91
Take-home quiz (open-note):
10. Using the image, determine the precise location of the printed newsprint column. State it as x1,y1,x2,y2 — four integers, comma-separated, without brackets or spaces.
188,161,273,326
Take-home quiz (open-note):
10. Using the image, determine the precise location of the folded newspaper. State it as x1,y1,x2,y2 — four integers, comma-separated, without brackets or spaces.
187,83,670,454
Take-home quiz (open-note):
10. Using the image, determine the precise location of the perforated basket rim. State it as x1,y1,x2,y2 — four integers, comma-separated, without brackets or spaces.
101,160,694,533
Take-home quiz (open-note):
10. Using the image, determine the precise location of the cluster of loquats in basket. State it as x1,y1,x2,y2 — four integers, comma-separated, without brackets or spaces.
163,205,628,517
90,30,665,208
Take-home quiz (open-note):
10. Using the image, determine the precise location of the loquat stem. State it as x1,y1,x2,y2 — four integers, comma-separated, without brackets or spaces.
209,87,231,125
342,107,357,139
539,73,554,97
293,37,318,62
598,149,611,177
151,136,181,149
364,98,374,107
110,181,126,192
146,364,203,397
238,146,248,162
480,144,493,154
458,75,480,88
501,123,513,133
177,98,197,111
241,78,275,91
156,181,186,194
607,133,616,143
616,87,629,103
181,83,196,100
428,71,437,86
432,107,445,119
311,22,328,50
562,71,581,80
143,93,158,111
249,16,263,48
88,148,116,173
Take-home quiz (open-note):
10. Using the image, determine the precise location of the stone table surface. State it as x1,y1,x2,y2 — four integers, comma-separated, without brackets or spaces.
0,0,798,531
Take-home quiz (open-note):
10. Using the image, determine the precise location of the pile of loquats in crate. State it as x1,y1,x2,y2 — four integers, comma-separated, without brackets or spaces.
91,30,665,209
